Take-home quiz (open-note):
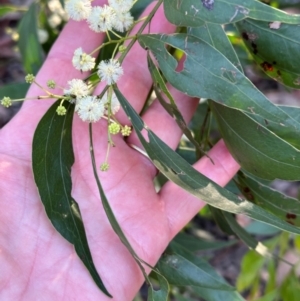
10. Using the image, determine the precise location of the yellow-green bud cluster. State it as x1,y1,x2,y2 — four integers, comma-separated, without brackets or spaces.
25,74,35,84
121,125,131,136
109,123,121,135
56,105,67,115
100,162,110,171
1,96,12,108
47,80,56,89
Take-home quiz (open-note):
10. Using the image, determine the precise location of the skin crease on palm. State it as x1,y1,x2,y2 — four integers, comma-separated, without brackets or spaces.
0,1,240,300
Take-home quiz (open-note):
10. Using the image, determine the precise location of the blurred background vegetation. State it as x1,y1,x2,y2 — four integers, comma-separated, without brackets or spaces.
1,0,300,300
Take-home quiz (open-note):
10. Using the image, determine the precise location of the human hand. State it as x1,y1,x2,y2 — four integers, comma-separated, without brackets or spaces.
0,2,240,300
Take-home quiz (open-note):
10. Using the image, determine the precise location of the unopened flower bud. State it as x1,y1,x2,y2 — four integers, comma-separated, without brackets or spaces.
47,80,56,89
100,162,110,171
121,125,131,136
56,105,67,115
25,74,35,84
109,123,121,135
1,96,12,108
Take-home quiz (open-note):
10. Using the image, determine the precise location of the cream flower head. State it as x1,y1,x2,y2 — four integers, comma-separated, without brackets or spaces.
64,79,89,102
72,47,95,72
76,96,105,122
97,59,123,85
87,5,116,33
65,0,92,21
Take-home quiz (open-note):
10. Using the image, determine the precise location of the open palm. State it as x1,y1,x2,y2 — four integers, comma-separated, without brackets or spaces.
0,3,240,300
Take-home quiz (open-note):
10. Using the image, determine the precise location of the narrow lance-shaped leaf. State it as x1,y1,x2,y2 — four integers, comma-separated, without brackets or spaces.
210,101,300,180
18,2,44,74
193,285,246,301
236,19,300,89
163,0,300,27
178,241,246,301
209,206,236,235
173,232,236,252
89,124,170,298
138,33,300,149
187,28,300,180
280,105,300,123
188,101,213,159
237,172,300,227
88,124,151,280
147,53,206,157
188,23,243,73
222,211,272,257
113,86,300,235
32,101,111,297
148,273,169,301
0,5,24,17
157,242,234,290
169,242,233,285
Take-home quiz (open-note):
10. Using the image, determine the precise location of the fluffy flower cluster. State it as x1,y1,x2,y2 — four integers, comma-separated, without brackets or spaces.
71,47,123,83
72,47,96,72
48,0,68,28
65,0,134,33
75,95,105,122
65,84,121,122
1,96,12,108
65,0,92,21
75,93,121,122
97,59,123,85
64,79,90,102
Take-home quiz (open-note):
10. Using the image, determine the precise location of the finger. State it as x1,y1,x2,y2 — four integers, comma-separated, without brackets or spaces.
0,0,107,158
123,77,198,178
126,86,199,151
160,139,241,237
124,52,199,162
